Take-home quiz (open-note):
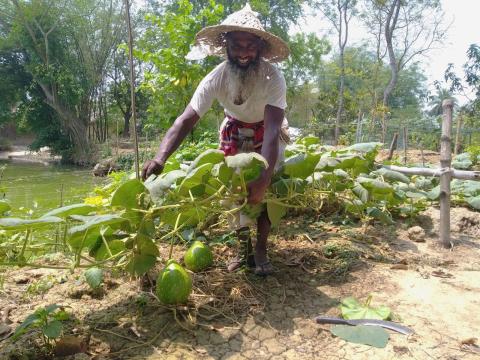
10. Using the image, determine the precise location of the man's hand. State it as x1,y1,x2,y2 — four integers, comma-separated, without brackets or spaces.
247,177,270,204
141,159,164,181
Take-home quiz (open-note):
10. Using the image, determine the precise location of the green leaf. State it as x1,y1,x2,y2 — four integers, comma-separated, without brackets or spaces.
177,163,213,196
111,179,149,209
13,313,40,339
346,142,383,153
126,254,157,276
374,168,410,183
93,239,126,260
366,207,394,225
0,216,63,231
357,177,393,194
295,136,320,146
266,200,287,227
225,152,268,170
42,320,62,339
67,214,127,250
212,162,233,185
427,185,440,200
282,153,321,179
68,214,126,235
145,170,186,201
340,296,391,320
467,196,480,210
187,149,224,173
331,325,389,348
42,204,96,218
0,200,11,215
271,178,306,197
84,267,103,289
352,184,369,203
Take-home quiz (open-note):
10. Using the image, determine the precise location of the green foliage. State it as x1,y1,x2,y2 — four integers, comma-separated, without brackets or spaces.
13,304,69,350
340,296,391,320
331,324,389,348
136,0,224,128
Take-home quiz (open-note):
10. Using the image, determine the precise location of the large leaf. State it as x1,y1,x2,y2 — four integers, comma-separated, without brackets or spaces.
145,170,186,201
340,296,391,320
67,214,127,250
92,239,126,260
467,196,480,210
68,214,127,235
331,325,389,348
187,149,224,173
346,142,382,153
0,216,63,231
225,152,268,170
271,178,306,197
42,320,63,339
266,200,287,227
212,163,233,185
357,177,393,194
0,200,11,215
125,254,157,276
111,179,149,209
352,184,369,203
282,153,321,179
374,168,410,184
366,207,394,225
161,207,206,227
43,204,96,218
177,163,213,196
84,267,103,289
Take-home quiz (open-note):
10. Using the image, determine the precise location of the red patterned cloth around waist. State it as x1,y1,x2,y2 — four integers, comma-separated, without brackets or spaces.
220,115,264,156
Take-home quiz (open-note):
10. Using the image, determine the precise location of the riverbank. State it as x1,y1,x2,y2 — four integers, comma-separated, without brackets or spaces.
0,145,61,165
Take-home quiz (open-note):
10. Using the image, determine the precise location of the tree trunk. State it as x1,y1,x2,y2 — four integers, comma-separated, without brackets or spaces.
122,110,131,138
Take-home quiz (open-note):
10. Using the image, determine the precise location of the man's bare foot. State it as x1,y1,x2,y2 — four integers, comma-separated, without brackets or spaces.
253,250,274,276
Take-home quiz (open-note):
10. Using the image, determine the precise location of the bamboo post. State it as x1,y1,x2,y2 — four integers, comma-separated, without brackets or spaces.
387,133,398,160
440,99,454,248
454,113,462,156
403,127,408,164
125,0,140,179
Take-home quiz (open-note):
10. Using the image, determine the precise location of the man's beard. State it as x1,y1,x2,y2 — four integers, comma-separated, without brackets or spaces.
226,51,260,105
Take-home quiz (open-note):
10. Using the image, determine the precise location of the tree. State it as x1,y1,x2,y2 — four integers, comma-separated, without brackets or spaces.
3,0,126,163
315,0,357,144
363,0,447,142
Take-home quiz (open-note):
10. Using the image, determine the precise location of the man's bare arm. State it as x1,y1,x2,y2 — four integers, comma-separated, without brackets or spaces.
141,105,200,180
247,104,284,204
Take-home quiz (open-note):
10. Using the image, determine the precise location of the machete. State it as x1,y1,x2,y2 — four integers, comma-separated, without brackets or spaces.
314,316,414,335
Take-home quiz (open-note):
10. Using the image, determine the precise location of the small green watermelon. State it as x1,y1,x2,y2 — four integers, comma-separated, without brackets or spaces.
184,241,213,272
156,260,192,305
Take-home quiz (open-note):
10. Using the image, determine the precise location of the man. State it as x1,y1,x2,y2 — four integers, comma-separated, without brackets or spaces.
142,4,289,276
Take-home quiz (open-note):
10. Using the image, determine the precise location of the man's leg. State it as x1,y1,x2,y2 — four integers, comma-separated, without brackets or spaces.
254,209,274,276
227,226,255,272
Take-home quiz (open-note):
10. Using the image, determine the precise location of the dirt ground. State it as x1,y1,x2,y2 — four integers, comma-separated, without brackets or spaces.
1,206,480,360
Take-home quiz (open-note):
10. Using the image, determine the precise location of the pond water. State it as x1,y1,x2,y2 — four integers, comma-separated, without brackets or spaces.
0,160,104,216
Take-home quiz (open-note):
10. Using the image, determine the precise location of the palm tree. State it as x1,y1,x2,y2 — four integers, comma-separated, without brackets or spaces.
428,88,457,116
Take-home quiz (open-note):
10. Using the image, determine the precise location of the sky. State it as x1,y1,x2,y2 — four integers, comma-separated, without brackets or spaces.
294,0,479,104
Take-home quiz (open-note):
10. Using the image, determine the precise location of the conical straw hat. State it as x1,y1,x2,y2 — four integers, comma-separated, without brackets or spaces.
189,3,289,62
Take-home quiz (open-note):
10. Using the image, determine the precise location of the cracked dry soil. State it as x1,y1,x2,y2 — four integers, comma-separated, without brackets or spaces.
1,206,480,360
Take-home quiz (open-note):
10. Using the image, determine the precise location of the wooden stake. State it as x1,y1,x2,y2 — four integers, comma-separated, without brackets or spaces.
454,113,463,156
440,99,454,248
387,133,398,160
403,127,408,164
125,0,140,179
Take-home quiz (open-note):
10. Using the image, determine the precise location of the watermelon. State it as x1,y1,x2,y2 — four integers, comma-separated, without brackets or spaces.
156,260,192,305
184,241,213,272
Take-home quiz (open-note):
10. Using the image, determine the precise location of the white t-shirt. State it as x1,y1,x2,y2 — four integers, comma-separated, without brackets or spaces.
189,60,287,123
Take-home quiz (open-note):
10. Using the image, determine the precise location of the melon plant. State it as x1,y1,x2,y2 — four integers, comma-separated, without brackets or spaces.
156,260,192,305
184,241,213,272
